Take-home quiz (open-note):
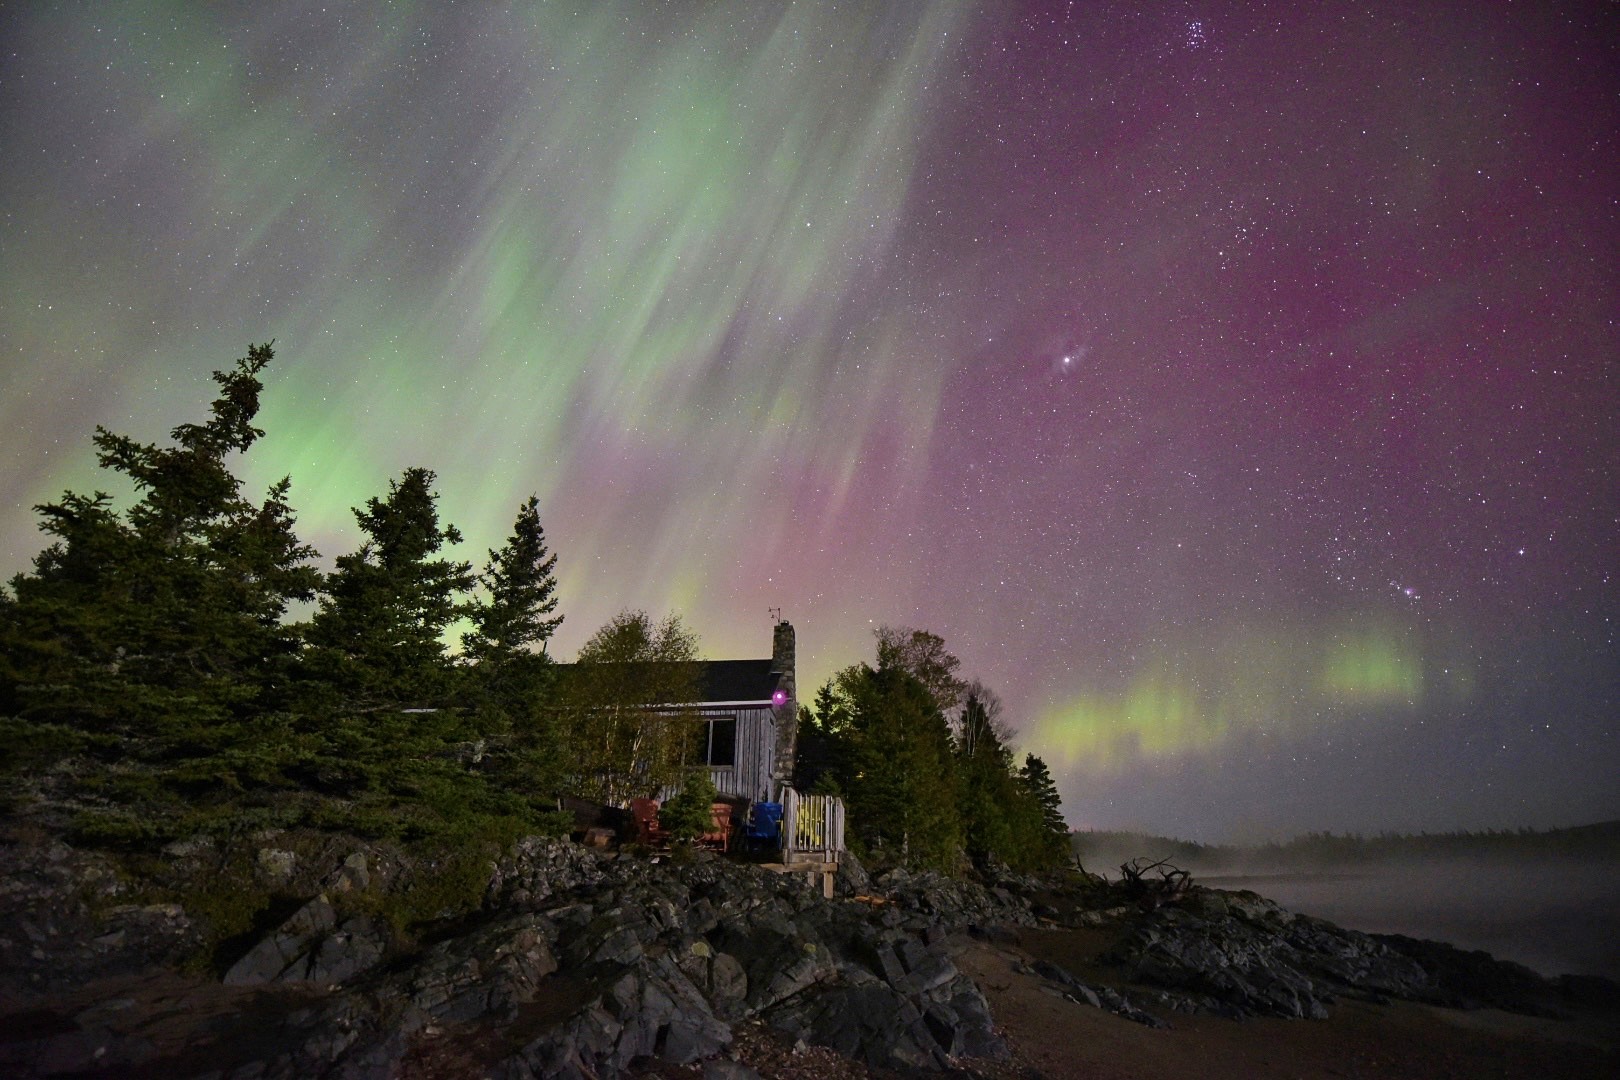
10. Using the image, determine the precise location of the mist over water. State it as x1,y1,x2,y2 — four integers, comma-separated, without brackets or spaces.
1075,831,1620,980
1202,856,1620,980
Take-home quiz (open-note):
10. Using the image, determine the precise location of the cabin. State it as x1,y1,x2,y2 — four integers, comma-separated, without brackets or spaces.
671,621,844,881
591,619,843,889
684,620,799,803
555,619,844,881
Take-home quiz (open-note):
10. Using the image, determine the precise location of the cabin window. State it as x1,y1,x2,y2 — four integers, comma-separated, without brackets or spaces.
698,715,737,768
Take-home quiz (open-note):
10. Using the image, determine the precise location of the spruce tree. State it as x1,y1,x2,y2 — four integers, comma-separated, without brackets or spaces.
1018,753,1071,862
460,495,567,800
811,661,962,872
1,344,319,732
956,692,1018,863
659,768,720,842
791,681,854,795
463,496,562,670
304,468,474,709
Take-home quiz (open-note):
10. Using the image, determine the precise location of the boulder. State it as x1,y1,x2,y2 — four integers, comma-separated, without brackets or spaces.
408,914,559,1022
1102,901,1448,1020
222,895,387,987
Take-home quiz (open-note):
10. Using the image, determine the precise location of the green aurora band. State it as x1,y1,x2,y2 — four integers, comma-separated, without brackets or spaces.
1,3,969,662
1032,614,1477,770
4,2,1614,838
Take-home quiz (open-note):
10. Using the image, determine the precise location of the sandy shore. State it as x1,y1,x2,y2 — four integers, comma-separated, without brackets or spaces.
947,926,1620,1080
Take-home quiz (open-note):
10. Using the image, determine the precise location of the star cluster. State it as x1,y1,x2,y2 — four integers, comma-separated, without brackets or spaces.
2,2,1615,841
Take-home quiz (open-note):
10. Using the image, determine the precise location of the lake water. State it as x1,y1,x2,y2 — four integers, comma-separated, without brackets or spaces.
1200,857,1620,980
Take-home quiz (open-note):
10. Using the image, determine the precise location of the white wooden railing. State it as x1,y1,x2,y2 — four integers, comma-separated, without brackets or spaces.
782,788,845,861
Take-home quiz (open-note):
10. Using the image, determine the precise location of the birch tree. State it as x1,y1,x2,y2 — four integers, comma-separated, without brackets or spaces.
559,611,703,805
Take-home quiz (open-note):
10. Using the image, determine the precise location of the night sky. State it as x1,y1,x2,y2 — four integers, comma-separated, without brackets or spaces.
3,2,1616,842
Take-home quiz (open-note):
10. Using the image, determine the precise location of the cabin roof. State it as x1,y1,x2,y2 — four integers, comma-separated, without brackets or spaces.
548,657,784,705
696,658,780,704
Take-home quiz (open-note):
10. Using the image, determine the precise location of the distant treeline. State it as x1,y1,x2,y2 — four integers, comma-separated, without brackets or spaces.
1072,820,1620,872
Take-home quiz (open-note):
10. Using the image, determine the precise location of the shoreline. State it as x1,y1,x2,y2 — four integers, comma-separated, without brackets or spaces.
1181,865,1620,983
954,927,1620,1080
6,834,1619,1078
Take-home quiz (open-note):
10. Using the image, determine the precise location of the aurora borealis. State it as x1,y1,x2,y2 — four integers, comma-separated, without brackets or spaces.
2,2,1615,841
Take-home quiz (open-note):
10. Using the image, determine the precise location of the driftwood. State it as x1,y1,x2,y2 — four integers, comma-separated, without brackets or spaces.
1119,856,1192,909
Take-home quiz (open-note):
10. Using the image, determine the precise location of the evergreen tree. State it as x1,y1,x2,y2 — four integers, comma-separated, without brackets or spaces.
952,690,1072,871
1,344,319,731
458,495,567,802
462,496,562,688
659,768,720,842
1018,753,1071,862
955,692,1018,863
303,468,474,709
806,660,962,872
1,490,130,726
791,681,854,795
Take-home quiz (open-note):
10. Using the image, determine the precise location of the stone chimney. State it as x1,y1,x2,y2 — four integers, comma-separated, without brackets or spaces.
770,620,797,796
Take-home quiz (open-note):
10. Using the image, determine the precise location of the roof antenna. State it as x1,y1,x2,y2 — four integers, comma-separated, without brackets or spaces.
768,607,782,624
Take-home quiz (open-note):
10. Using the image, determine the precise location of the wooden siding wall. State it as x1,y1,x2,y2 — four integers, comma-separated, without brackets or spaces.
697,704,777,801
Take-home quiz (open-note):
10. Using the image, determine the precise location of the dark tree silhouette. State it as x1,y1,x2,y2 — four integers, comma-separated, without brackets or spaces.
463,495,563,667
304,468,474,709
1,344,319,731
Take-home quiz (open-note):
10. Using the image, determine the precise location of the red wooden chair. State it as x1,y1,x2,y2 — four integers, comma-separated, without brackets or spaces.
629,798,669,847
698,801,732,852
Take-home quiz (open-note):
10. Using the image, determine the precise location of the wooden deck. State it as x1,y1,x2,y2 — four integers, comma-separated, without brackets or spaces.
760,858,839,898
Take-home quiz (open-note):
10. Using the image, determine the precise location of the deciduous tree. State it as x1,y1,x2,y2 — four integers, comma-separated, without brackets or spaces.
875,625,966,713
558,610,703,805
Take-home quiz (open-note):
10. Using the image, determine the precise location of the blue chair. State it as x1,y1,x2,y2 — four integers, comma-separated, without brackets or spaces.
745,801,783,853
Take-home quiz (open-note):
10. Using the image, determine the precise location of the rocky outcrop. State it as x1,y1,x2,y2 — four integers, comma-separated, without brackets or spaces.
1374,932,1572,1013
1096,890,1430,1019
0,837,203,996
221,895,388,987
1039,885,1600,1024
5,831,1612,1078
1,842,1011,1078
861,864,1041,935
766,931,1004,1070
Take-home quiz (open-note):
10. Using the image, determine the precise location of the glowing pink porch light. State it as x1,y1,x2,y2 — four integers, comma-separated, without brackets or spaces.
772,689,788,707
